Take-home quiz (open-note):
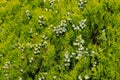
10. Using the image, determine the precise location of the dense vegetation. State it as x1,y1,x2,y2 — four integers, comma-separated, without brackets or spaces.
0,0,120,80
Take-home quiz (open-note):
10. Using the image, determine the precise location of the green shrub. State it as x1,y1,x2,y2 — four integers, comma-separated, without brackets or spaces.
0,0,120,80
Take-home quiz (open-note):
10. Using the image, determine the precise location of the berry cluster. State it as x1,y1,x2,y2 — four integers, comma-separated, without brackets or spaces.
33,35,48,54
78,0,88,9
25,10,32,20
53,20,67,36
72,19,86,31
78,74,90,80
64,51,71,67
18,44,25,52
33,44,41,54
73,35,89,59
3,61,11,79
38,15,45,27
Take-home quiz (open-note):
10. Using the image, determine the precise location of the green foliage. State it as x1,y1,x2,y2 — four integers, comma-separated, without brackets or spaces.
0,0,120,80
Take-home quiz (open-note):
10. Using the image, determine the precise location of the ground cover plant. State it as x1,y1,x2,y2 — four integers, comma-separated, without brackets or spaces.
0,0,120,80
